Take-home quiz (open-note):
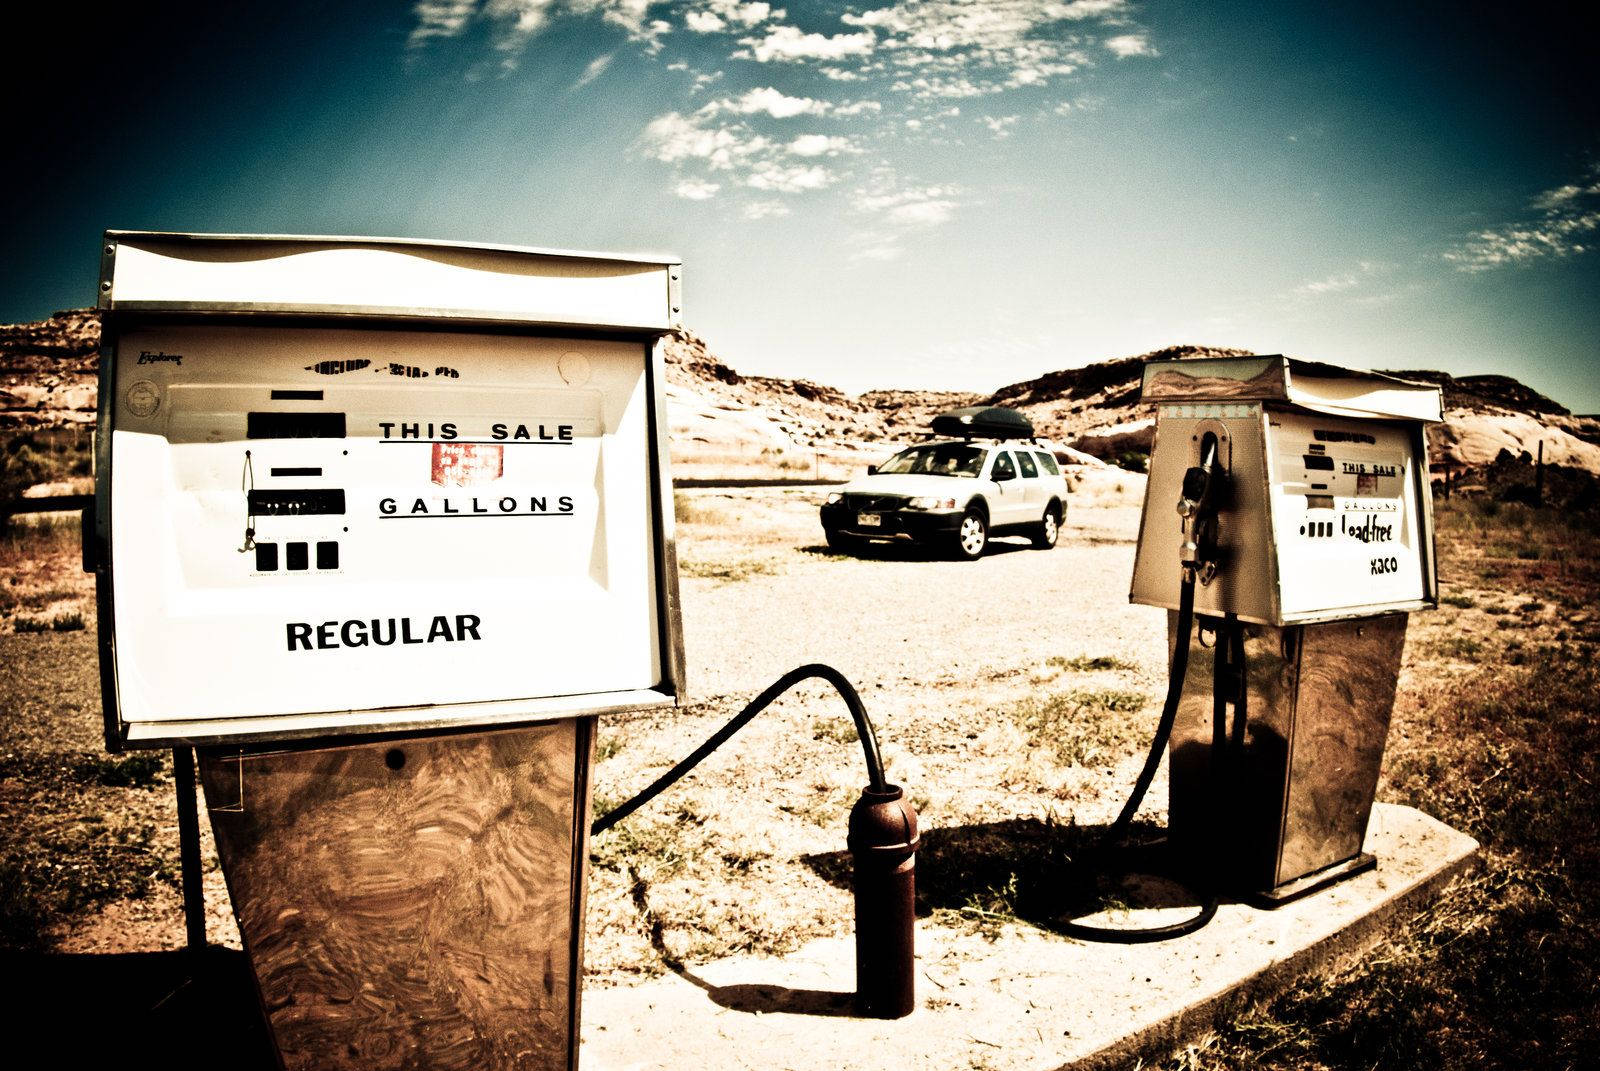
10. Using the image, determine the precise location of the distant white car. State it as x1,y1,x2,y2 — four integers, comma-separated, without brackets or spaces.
820,438,1069,560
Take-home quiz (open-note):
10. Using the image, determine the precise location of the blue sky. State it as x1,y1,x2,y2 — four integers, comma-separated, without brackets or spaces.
5,1,1597,409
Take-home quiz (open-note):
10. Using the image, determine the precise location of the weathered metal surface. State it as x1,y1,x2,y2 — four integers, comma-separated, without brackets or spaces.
1167,614,1408,896
200,720,592,1071
1277,615,1406,885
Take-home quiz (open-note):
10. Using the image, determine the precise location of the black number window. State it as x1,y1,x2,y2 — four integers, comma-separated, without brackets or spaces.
991,452,1017,480
1034,451,1060,475
1016,451,1039,478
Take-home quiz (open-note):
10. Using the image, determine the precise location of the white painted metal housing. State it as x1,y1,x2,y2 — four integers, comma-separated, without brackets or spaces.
1130,356,1442,625
94,232,685,748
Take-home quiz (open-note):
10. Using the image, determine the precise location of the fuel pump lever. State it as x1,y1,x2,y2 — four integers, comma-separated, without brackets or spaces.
1177,439,1223,585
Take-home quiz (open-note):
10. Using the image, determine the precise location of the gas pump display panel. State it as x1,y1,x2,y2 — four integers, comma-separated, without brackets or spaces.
1266,409,1429,620
103,322,668,746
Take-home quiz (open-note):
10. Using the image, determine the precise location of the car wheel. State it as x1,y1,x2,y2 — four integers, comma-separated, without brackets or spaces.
825,528,858,553
1032,504,1061,549
953,508,988,560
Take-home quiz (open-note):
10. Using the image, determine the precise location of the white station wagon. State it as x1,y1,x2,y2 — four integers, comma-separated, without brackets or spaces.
819,408,1069,560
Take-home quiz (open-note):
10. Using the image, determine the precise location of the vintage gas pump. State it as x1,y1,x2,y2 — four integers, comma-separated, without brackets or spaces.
92,232,918,1066
1129,355,1441,904
92,231,686,1069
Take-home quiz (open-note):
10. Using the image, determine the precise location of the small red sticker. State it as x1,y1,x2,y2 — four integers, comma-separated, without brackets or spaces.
432,442,504,487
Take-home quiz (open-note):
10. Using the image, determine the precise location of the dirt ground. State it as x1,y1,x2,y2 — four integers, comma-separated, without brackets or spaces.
7,474,1554,989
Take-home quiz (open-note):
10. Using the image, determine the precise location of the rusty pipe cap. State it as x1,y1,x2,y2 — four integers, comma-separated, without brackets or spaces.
848,784,919,857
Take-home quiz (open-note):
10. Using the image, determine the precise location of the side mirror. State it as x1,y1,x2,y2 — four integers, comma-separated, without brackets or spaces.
867,465,878,475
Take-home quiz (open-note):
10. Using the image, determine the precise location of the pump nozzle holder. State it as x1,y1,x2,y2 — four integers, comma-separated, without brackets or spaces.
848,784,919,1019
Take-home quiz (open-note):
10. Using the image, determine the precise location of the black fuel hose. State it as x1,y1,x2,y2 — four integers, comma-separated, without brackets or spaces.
1057,573,1220,943
592,663,887,836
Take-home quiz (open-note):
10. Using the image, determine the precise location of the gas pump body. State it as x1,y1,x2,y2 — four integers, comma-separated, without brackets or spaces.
1130,356,1441,902
93,231,684,1068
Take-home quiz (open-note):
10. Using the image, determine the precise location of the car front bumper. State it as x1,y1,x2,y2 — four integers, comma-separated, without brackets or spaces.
820,502,964,541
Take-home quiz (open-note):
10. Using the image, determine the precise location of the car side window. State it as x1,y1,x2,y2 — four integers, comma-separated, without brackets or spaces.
1016,450,1039,479
1034,451,1060,476
991,451,1017,481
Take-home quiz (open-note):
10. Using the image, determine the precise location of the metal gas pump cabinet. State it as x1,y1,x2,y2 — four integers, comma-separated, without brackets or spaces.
1130,356,1441,903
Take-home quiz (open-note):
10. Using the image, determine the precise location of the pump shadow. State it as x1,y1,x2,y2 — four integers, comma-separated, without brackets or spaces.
0,946,275,1069
659,964,859,1017
805,818,1229,932
629,883,859,1017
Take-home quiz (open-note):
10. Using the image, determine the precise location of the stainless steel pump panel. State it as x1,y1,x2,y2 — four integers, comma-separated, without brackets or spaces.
1131,356,1442,625
94,232,685,748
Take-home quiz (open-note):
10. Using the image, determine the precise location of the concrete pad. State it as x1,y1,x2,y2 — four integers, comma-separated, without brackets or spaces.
580,804,1478,1071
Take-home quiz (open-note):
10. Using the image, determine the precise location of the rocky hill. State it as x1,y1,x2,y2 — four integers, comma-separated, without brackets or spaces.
4,309,1598,484
0,309,99,431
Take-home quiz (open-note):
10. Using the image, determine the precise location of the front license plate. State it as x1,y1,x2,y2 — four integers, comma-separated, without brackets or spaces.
857,512,882,527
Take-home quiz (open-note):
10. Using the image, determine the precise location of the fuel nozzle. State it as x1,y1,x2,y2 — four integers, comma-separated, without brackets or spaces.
1177,438,1224,584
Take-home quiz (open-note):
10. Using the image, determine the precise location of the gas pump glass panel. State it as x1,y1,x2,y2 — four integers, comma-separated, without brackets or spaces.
107,322,663,741
1266,410,1427,620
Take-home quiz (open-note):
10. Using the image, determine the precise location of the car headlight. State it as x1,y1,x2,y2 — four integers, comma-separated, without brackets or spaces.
825,492,843,505
908,496,958,510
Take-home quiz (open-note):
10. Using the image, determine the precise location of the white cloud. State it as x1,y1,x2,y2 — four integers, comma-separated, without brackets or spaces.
410,0,668,60
743,199,792,219
640,111,769,168
855,175,962,227
675,178,722,199
833,99,883,116
830,1,1115,98
982,114,1020,137
409,0,480,46
746,161,834,191
703,86,827,118
1445,164,1600,272
787,134,855,156
572,52,614,87
1104,33,1155,58
736,25,875,62
688,1,780,32
641,106,839,199
1296,273,1360,296
887,198,955,225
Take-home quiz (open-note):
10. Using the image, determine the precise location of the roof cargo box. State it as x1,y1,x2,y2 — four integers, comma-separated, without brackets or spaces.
930,405,1034,440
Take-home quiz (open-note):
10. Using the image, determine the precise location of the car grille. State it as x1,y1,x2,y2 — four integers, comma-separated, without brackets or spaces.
843,494,908,511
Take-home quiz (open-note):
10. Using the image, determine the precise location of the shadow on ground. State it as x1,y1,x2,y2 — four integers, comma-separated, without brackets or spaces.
807,818,1225,932
796,538,1037,562
0,945,276,1069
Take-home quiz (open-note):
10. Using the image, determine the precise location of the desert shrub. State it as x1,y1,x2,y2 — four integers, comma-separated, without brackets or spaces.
1114,450,1149,473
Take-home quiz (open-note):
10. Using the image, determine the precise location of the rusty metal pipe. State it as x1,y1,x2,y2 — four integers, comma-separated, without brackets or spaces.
849,784,919,1019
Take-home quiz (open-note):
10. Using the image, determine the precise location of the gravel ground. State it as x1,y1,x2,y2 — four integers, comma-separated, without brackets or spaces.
12,483,1185,984
677,488,1166,698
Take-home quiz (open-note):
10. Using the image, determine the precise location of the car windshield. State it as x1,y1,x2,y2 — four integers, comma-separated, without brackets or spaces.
877,443,987,477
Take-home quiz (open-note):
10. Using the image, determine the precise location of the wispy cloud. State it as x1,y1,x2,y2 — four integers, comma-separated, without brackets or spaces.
734,25,875,62
1444,163,1600,272
675,178,722,200
410,0,480,47
641,106,843,197
702,86,828,118
1104,33,1155,58
1291,260,1390,299
849,170,964,258
410,0,1155,222
572,51,614,88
